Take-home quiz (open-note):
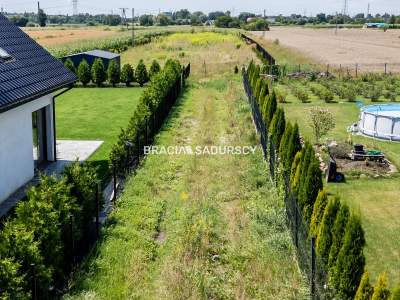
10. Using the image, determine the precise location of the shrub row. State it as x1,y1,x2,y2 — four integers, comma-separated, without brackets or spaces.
0,162,102,299
247,61,399,300
109,59,190,172
65,58,162,88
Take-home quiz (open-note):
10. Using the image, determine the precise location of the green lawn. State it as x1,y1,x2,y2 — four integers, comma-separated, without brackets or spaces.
279,87,400,284
56,87,143,181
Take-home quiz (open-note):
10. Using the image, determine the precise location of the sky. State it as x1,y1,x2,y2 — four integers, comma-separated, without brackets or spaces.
1,0,399,16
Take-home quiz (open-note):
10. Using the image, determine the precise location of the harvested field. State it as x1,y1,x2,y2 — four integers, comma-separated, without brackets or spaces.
254,27,400,72
23,27,120,46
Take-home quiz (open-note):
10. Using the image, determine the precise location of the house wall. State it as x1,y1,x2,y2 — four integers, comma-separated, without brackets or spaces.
0,94,55,203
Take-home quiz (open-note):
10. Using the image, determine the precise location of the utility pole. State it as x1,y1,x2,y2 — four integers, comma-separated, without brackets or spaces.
119,8,128,27
132,8,135,47
263,9,266,18
72,0,78,16
367,3,370,20
335,11,338,35
343,0,348,16
37,1,40,23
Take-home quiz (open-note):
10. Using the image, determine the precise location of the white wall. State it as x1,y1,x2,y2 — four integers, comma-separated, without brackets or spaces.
0,94,54,203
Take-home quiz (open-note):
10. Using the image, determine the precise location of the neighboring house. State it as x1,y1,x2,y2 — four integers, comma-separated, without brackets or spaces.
0,14,77,204
61,49,120,70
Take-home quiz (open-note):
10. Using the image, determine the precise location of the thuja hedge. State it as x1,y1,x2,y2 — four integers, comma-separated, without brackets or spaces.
246,61,399,299
0,162,102,298
110,59,189,172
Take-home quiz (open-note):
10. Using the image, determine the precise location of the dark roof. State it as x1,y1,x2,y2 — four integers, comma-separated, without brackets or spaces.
0,14,77,113
64,49,120,60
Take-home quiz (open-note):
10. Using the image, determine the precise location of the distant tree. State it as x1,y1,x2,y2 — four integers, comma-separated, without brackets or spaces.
149,60,161,78
316,197,340,262
120,63,134,86
332,214,366,299
77,59,91,86
139,14,154,26
91,58,107,87
107,60,120,87
308,106,335,144
157,14,170,26
238,12,256,22
310,189,328,236
38,8,47,27
173,9,191,20
64,58,76,74
215,15,240,28
243,18,269,31
208,11,226,20
372,273,391,300
135,59,149,87
355,269,374,300
10,16,29,27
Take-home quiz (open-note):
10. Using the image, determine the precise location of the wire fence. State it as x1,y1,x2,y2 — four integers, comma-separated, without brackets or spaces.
243,70,332,299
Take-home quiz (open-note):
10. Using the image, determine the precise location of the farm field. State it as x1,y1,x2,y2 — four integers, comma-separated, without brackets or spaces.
56,88,143,182
260,36,400,283
253,27,400,72
64,32,308,299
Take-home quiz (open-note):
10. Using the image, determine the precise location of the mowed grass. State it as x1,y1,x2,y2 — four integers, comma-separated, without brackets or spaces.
65,75,307,300
56,88,143,181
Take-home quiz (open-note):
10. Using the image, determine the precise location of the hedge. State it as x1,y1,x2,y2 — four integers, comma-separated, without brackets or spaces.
0,162,102,298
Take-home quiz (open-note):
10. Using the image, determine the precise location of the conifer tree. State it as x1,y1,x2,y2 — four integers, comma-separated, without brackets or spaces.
333,214,366,299
135,59,149,87
92,58,107,87
310,189,328,236
255,78,262,100
266,90,277,127
149,60,161,78
284,123,302,171
296,143,312,203
64,58,76,74
316,197,340,262
372,273,391,300
355,269,374,300
107,60,120,87
290,150,303,190
120,63,135,86
77,59,91,86
328,203,350,271
301,157,323,223
279,122,293,159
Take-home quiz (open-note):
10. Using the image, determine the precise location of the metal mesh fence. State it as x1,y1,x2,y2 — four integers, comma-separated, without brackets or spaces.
243,70,332,299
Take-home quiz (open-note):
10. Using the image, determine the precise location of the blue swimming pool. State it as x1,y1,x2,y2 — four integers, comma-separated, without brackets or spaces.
359,104,400,141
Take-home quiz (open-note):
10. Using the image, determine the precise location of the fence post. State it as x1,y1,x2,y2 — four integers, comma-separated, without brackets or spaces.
95,183,100,238
113,161,117,205
326,64,329,77
385,63,387,74
31,263,37,300
355,64,358,77
311,236,316,298
339,64,342,79
298,64,301,72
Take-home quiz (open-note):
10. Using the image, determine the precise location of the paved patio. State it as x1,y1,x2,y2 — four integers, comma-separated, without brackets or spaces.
0,140,103,218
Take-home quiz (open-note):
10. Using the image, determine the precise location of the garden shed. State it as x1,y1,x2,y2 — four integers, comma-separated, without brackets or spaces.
61,49,120,70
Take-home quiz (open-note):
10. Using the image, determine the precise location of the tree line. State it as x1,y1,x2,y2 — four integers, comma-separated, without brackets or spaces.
64,58,162,88
246,61,400,300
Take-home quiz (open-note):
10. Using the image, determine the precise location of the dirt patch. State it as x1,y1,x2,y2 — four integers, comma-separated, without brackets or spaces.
254,27,400,72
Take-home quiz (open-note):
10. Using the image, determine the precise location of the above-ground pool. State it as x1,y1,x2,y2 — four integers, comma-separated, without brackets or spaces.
359,104,400,141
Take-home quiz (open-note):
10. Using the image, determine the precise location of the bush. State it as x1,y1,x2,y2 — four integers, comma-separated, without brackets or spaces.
316,197,340,262
149,60,161,78
92,58,107,87
355,269,374,300
77,59,91,86
0,257,28,299
107,60,120,87
372,273,391,300
328,202,350,272
310,189,328,236
120,63,135,86
308,106,335,144
234,65,239,74
64,58,76,74
135,59,149,87
332,213,366,299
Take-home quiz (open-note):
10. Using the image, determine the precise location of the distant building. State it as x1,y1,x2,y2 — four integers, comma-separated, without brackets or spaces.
61,50,120,70
363,22,386,29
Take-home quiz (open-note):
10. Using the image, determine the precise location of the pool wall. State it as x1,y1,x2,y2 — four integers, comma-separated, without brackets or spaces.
359,104,400,141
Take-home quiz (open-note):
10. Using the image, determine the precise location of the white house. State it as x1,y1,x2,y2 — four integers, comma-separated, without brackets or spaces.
0,14,77,204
